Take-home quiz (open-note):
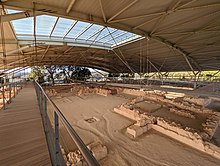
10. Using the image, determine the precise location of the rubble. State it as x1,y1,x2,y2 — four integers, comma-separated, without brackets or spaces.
126,122,152,138
87,142,108,161
63,142,107,165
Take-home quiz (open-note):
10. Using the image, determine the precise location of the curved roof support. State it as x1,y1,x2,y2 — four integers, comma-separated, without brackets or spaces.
2,0,206,73
1,1,146,35
66,0,76,14
149,35,202,75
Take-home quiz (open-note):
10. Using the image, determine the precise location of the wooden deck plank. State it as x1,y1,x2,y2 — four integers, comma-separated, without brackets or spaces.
0,84,51,166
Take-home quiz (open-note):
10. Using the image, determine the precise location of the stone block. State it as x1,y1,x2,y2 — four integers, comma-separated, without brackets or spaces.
135,119,151,127
126,125,144,138
142,124,152,132
88,142,108,161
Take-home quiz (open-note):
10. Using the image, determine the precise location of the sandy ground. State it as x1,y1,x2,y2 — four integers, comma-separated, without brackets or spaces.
47,92,220,166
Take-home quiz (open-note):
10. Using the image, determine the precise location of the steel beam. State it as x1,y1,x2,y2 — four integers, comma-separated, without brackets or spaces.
0,11,42,22
49,17,59,37
40,45,50,62
98,0,106,22
94,29,117,42
75,24,93,40
150,36,201,72
2,0,146,36
63,20,78,38
107,0,138,23
9,39,112,50
133,15,162,29
175,16,220,45
86,26,105,41
155,10,220,34
103,31,127,44
1,0,218,74
0,44,35,57
66,0,76,14
109,1,217,23
176,0,197,9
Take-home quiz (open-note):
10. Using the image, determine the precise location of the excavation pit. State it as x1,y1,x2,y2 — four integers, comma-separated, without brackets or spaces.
45,83,220,164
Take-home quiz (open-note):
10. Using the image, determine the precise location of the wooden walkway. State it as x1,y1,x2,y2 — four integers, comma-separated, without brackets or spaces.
0,84,51,166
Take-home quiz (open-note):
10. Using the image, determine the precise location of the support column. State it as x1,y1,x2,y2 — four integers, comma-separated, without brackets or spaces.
38,89,41,109
193,74,197,89
54,111,60,166
13,83,16,98
43,95,49,134
2,85,6,110
193,71,201,89
15,82,18,95
9,84,12,103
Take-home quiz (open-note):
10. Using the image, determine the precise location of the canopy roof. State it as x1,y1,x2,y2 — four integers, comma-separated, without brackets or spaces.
0,0,220,73
8,9,141,49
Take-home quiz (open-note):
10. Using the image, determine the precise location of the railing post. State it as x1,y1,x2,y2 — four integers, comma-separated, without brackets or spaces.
41,89,43,109
34,80,100,166
37,86,40,102
54,111,60,166
36,85,38,99
9,84,12,103
13,83,16,98
2,85,6,110
43,95,48,130
16,82,18,95
39,89,42,109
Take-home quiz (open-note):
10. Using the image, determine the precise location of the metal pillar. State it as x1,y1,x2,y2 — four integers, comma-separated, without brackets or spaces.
2,85,6,110
13,83,16,98
54,111,60,166
43,95,48,133
9,84,12,103
193,74,197,89
193,71,201,89
161,75,164,85
16,82,18,95
38,89,42,109
34,80,99,166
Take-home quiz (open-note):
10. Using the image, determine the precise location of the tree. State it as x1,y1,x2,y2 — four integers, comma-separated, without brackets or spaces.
61,66,91,81
45,65,57,85
29,65,92,84
77,67,91,81
57,65,69,83
28,66,45,83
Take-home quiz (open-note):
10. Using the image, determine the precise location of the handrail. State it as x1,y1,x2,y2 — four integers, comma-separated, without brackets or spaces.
0,82,21,110
34,80,100,166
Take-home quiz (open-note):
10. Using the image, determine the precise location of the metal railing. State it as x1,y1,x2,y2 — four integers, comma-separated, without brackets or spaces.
48,76,211,88
34,80,100,166
0,82,22,110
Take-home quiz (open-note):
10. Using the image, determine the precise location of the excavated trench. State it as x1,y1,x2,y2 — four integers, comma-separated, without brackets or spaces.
44,83,220,165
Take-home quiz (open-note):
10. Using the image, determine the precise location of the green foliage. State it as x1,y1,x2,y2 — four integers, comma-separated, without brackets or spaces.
146,70,220,81
45,65,57,84
28,66,45,82
29,65,92,84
